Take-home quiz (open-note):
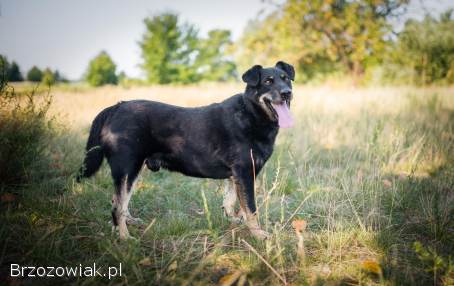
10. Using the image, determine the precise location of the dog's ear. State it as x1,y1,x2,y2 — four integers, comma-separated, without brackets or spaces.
275,61,295,81
242,65,263,87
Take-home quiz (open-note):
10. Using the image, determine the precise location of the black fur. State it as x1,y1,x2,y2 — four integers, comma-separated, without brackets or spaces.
76,104,121,182
275,61,295,80
242,65,263,87
78,62,295,228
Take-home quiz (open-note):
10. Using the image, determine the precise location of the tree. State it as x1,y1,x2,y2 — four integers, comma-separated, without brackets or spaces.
139,13,200,84
41,68,55,86
9,62,23,82
195,29,237,81
27,66,43,82
139,14,238,84
0,55,10,80
0,57,24,82
392,10,454,84
117,71,127,83
85,51,118,86
237,0,408,82
53,70,68,83
53,70,61,82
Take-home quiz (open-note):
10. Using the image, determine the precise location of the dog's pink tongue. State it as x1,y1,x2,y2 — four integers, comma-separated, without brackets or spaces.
272,103,294,128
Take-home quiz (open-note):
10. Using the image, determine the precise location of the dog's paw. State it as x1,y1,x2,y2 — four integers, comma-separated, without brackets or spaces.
222,208,243,224
126,215,144,225
228,216,242,224
122,234,139,242
249,228,271,240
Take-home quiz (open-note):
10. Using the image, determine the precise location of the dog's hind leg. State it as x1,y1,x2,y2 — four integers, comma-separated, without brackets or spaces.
110,155,143,240
124,179,143,225
222,177,242,224
117,175,130,240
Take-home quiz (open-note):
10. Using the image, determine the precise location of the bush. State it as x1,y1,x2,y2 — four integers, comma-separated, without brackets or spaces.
0,79,55,185
0,55,10,80
85,51,118,86
41,68,56,86
27,66,43,82
8,62,24,82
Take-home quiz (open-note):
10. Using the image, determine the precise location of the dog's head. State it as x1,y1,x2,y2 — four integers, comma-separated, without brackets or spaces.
242,61,295,128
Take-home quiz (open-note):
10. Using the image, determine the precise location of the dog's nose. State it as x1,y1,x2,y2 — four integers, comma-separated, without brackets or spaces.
280,89,292,100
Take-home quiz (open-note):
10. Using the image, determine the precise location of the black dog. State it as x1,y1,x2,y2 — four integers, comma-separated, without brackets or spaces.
77,61,295,240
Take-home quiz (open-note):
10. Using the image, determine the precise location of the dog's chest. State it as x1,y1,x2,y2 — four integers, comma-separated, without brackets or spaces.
250,140,274,173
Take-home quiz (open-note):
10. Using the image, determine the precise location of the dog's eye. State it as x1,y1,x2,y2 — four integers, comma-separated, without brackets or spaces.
280,74,288,81
264,78,273,85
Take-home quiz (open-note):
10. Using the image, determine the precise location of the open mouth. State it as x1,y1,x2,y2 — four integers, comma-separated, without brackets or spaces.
264,98,294,128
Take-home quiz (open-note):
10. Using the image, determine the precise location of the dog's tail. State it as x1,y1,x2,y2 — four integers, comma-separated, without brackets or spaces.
76,104,118,182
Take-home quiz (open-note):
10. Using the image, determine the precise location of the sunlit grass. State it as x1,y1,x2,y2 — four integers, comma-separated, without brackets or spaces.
1,84,453,285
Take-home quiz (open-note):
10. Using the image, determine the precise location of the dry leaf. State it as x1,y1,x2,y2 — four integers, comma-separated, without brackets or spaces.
1,193,16,203
167,260,177,272
218,270,242,286
382,179,392,188
292,219,307,261
236,274,247,286
398,173,408,181
139,257,152,266
361,260,381,275
291,219,307,233
7,276,21,286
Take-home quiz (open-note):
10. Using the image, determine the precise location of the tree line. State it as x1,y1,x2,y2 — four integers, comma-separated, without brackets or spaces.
85,13,237,87
2,1,454,86
0,55,67,85
237,1,454,84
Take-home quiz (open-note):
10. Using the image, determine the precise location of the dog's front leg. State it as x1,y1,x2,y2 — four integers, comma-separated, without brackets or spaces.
232,168,270,240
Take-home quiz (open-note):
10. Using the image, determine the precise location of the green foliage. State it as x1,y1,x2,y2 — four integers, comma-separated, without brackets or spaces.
85,51,118,86
52,70,67,83
388,11,454,84
195,29,237,81
0,55,10,80
139,13,199,84
117,71,127,83
0,56,24,82
0,79,54,185
236,0,408,82
27,66,43,82
8,61,23,82
41,68,56,86
139,13,237,84
414,241,454,285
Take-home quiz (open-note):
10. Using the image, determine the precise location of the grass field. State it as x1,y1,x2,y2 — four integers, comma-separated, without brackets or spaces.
1,84,454,285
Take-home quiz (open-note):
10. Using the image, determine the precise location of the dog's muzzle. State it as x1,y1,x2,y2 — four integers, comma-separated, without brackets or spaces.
262,90,294,128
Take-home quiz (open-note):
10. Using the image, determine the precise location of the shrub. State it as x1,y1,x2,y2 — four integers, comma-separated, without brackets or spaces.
85,51,118,86
8,62,24,82
0,55,10,80
41,68,56,86
0,79,55,185
0,56,23,82
27,66,43,82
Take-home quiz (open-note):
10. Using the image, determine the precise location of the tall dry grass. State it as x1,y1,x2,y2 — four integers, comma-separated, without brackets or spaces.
1,83,453,285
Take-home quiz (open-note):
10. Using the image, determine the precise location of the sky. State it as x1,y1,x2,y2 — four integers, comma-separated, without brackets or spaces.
0,0,452,80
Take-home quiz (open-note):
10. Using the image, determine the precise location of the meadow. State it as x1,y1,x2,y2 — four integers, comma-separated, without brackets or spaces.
1,83,453,285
